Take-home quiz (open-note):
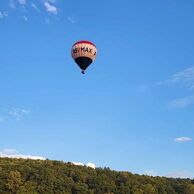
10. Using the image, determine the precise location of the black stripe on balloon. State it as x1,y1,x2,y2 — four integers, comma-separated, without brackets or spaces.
75,57,93,71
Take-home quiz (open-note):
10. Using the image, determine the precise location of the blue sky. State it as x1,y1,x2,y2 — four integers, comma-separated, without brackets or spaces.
0,0,194,178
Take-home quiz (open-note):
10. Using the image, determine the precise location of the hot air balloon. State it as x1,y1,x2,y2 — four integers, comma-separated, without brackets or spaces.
71,40,97,74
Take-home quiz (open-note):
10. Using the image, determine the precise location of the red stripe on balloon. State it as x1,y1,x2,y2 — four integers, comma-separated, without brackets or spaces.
73,40,96,47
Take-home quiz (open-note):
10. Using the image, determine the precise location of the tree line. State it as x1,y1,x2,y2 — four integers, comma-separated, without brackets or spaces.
0,157,193,194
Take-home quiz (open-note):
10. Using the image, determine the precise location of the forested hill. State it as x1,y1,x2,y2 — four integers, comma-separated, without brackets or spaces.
0,158,194,194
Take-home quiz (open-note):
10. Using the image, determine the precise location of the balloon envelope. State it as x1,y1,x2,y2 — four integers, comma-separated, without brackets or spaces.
71,41,97,74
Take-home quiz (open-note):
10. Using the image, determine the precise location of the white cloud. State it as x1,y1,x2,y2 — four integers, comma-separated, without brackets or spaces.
165,171,193,179
9,108,30,121
72,162,84,166
169,95,194,108
174,137,192,142
157,67,194,89
72,162,96,169
86,162,96,169
0,148,45,160
44,2,58,15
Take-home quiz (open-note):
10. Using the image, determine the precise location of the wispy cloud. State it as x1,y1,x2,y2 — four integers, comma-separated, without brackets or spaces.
9,108,30,121
22,15,28,21
0,117,4,123
44,1,58,15
9,0,16,8
137,84,149,93
157,67,194,108
18,0,27,6
7,0,60,23
165,171,193,179
142,170,157,177
0,108,30,122
2,148,17,155
47,0,56,3
0,12,3,19
142,170,193,178
0,11,8,19
0,148,45,160
31,3,39,11
157,67,194,89
174,137,192,143
3,12,8,17
67,16,75,24
169,95,194,108
44,17,50,24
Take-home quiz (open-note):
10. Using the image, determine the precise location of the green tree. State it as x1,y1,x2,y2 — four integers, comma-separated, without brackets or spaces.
143,184,156,194
72,182,89,194
185,184,194,194
6,170,23,194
